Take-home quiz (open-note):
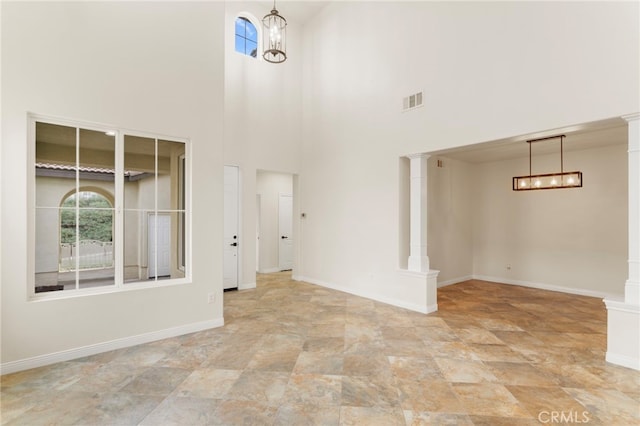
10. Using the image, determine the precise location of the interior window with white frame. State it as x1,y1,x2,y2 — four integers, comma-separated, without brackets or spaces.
31,115,189,297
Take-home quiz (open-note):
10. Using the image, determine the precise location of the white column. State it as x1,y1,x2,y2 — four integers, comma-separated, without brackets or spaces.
407,153,429,272
625,113,640,305
604,112,640,371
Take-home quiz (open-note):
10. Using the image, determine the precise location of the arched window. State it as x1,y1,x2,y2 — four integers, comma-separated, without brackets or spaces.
59,190,114,272
235,16,258,58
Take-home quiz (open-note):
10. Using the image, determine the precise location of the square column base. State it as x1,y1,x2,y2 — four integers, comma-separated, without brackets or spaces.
397,269,439,313
604,298,640,370
625,279,640,305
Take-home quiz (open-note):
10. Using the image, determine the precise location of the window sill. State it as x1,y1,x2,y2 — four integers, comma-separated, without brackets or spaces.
29,277,192,302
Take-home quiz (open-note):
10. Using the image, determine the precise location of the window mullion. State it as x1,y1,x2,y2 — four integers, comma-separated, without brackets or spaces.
154,138,159,282
185,146,191,279
114,131,124,287
75,127,80,290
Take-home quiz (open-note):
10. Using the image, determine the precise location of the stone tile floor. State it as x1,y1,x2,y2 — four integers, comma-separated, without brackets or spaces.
2,272,639,425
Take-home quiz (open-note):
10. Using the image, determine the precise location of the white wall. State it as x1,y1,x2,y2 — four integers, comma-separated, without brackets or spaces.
427,142,628,297
471,143,628,297
1,2,225,369
256,170,293,272
427,157,474,285
299,1,638,310
224,2,303,287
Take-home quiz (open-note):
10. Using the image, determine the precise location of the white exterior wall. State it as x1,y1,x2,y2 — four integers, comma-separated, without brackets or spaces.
1,2,225,370
299,2,639,309
32,173,172,275
34,176,119,273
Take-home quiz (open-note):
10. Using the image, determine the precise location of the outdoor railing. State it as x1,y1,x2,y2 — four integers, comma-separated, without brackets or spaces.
59,240,114,271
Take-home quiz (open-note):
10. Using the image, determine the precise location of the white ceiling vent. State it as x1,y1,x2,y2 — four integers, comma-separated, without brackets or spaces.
402,91,423,112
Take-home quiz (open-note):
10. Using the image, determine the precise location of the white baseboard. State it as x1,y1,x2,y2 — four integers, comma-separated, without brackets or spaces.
425,303,438,314
297,276,435,314
471,274,620,299
258,267,282,274
438,275,473,288
606,352,640,371
0,318,224,375
238,282,256,290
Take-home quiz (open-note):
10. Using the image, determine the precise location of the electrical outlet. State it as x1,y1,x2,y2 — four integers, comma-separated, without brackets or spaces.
207,293,215,304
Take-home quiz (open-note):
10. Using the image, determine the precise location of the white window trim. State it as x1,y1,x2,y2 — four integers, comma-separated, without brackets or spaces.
178,153,187,273
28,113,192,301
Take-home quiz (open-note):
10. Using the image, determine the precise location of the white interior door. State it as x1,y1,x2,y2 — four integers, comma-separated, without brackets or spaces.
278,194,293,271
148,213,171,278
224,165,239,289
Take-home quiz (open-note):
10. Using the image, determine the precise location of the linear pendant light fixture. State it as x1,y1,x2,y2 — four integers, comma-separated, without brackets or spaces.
263,0,287,63
513,134,583,191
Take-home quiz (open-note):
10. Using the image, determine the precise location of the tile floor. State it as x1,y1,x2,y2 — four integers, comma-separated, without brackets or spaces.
2,272,639,425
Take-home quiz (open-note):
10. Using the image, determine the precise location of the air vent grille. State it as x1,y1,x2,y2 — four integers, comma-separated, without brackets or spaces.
402,91,423,112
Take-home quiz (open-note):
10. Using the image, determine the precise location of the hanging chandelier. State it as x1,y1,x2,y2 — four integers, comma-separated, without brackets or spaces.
262,0,287,63
513,134,583,191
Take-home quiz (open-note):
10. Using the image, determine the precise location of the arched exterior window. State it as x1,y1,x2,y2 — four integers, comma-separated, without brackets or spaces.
235,16,258,58
59,190,114,271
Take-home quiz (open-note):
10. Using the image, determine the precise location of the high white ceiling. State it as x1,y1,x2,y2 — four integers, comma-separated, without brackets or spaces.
429,117,628,164
252,0,329,24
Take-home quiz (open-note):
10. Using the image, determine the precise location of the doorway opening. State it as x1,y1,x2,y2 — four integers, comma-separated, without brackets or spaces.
256,170,296,274
415,117,628,297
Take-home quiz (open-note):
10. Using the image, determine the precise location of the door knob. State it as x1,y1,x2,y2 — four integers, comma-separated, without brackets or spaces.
281,236,288,239
230,242,238,246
